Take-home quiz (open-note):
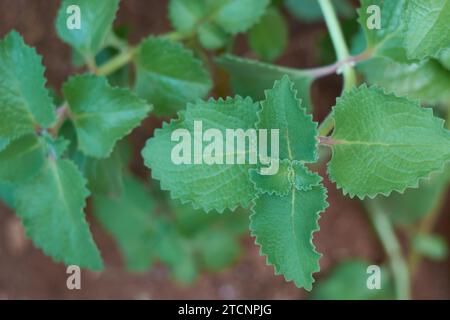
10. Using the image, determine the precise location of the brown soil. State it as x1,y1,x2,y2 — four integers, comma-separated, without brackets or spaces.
0,0,448,299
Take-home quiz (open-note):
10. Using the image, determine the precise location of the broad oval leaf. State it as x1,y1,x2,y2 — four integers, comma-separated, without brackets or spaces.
328,85,450,199
142,96,259,212
135,37,211,115
14,159,103,270
63,74,151,158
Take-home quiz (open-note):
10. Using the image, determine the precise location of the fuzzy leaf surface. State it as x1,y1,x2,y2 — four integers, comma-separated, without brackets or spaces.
0,31,55,145
403,0,450,60
142,96,259,212
251,182,328,290
0,135,46,183
14,159,103,270
135,37,211,115
328,85,450,199
257,75,317,161
63,75,151,158
358,57,450,105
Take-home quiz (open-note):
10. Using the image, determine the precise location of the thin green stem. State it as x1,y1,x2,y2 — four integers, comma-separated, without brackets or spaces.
162,30,193,41
365,200,411,300
318,113,335,136
96,48,136,76
407,185,447,276
318,0,356,92
85,56,98,74
317,0,358,137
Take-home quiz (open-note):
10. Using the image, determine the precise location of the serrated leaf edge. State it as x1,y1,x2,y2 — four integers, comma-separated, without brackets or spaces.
142,95,256,214
14,158,104,270
64,74,152,159
249,183,329,290
1,30,56,129
327,84,450,200
257,74,319,163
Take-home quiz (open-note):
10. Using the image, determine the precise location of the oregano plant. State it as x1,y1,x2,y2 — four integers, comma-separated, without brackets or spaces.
0,0,449,298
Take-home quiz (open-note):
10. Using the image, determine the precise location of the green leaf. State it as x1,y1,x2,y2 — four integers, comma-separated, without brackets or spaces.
87,153,124,196
216,54,314,111
0,139,9,152
248,7,288,62
357,0,405,50
14,159,103,270
198,22,230,50
403,0,450,60
0,31,55,145
195,228,241,271
172,200,248,237
310,260,395,300
257,75,318,162
412,234,448,261
250,160,322,196
63,74,151,158
358,57,450,105
168,0,270,44
328,85,450,199
439,48,450,70
0,180,15,209
93,175,157,271
285,0,354,23
0,135,46,183
212,0,271,35
168,0,205,34
142,96,259,212
249,160,292,196
56,0,120,59
251,181,328,290
76,148,124,196
369,168,449,226
155,220,198,283
135,37,211,115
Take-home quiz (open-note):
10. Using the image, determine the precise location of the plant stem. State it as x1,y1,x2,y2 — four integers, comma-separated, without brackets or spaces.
365,200,411,300
304,50,372,79
318,0,356,92
49,106,69,137
85,56,98,74
96,48,136,76
162,30,193,41
317,0,358,137
407,193,446,276
318,113,335,136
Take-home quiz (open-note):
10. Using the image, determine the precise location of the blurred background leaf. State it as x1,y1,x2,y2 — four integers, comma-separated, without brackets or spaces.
310,260,395,300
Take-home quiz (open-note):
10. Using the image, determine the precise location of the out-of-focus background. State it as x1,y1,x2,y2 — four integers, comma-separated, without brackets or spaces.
0,0,448,299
